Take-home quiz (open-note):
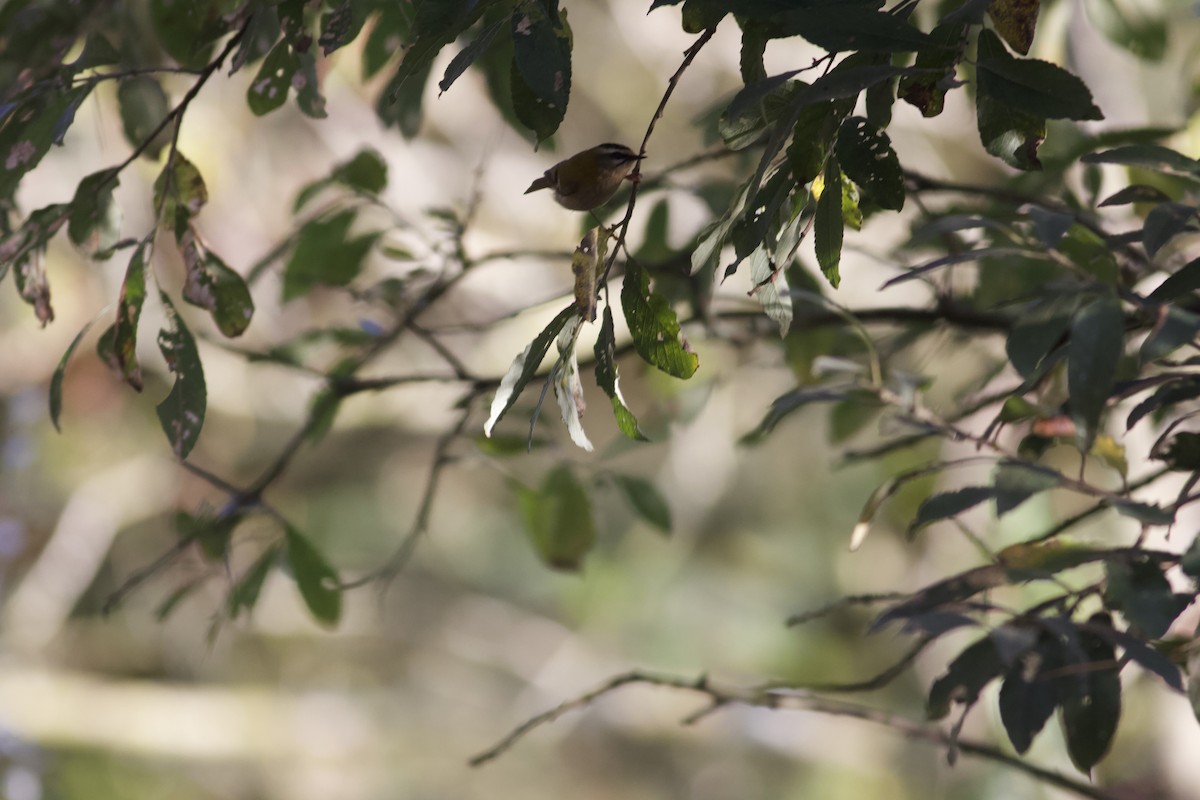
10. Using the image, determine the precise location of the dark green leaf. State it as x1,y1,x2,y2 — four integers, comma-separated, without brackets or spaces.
0,85,92,200
334,148,388,195
999,644,1060,753
378,54,433,137
814,159,844,287
1098,183,1171,207
1148,256,1200,303
1143,202,1197,257
594,305,648,441
928,634,1007,720
282,210,380,300
306,388,342,444
150,0,226,68
1105,557,1190,638
771,5,939,51
976,29,1102,121
49,320,93,432
898,22,966,117
439,17,505,94
787,99,848,184
743,385,862,444
1160,431,1200,471
621,260,699,379
117,77,171,160
1060,620,1121,772
228,544,281,618
976,75,1045,170
284,524,342,625
1081,145,1200,179
1181,534,1200,579
1069,294,1125,451
510,3,571,143
362,4,409,79
67,169,120,256
614,475,671,534
109,237,152,391
1128,376,1200,429
1137,307,1195,362
994,461,1060,516
155,291,206,459
1112,500,1175,526
910,487,994,533
835,116,904,210
518,466,596,571
247,40,296,116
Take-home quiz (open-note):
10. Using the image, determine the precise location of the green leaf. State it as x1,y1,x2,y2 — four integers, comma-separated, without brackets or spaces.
814,159,844,287
1006,295,1078,377
179,229,255,337
1069,294,1125,451
1148,256,1200,303
1104,557,1190,638
898,22,966,117
439,17,506,94
975,29,1102,121
1143,202,1197,258
150,0,227,68
621,260,699,379
155,291,207,459
1081,145,1200,179
378,54,433,137
614,475,671,534
927,635,1008,720
153,152,208,221
999,640,1060,754
1060,619,1122,772
518,466,596,571
787,99,846,184
117,77,171,160
384,1,486,105
228,544,281,619
1141,306,1200,363
771,4,940,51
282,210,380,300
835,116,904,211
910,487,995,534
247,40,296,116
993,461,1060,517
485,305,579,436
49,320,94,432
108,237,153,391
284,524,342,625
976,75,1045,170
1160,432,1200,471
1112,499,1175,526
594,305,648,441
0,85,92,200
68,169,121,256
511,4,572,143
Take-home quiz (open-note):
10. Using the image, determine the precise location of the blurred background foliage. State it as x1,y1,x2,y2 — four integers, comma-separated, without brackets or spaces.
2,0,1200,799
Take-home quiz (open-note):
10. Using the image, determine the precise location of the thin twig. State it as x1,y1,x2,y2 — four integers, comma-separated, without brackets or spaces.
468,669,1120,800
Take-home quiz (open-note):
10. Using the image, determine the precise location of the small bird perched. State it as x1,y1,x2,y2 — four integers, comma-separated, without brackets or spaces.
524,142,644,211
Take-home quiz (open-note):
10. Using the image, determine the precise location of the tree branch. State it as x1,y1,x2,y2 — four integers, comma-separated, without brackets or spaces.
468,669,1120,800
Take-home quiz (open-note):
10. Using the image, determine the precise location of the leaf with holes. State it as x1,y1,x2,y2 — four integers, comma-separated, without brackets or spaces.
155,291,206,459
835,116,904,210
622,260,698,379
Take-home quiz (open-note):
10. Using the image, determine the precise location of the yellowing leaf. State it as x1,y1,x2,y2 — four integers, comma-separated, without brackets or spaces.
988,0,1041,55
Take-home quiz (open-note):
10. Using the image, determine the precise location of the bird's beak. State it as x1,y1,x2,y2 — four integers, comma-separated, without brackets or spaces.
525,175,552,195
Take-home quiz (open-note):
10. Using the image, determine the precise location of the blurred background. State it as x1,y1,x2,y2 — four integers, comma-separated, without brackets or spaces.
2,0,1200,798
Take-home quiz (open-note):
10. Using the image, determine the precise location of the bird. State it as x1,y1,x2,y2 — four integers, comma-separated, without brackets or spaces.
524,142,644,211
